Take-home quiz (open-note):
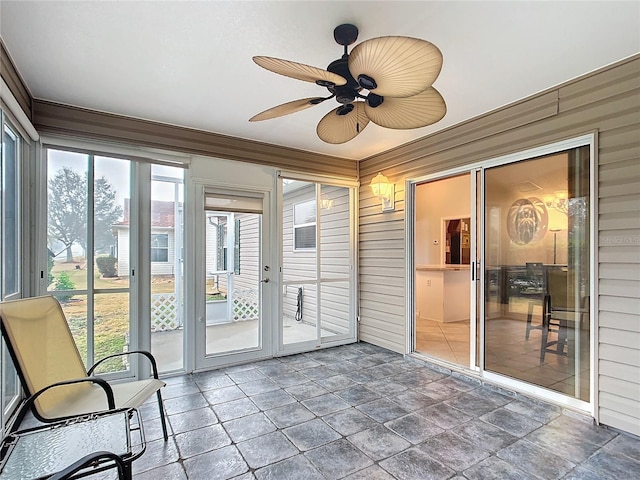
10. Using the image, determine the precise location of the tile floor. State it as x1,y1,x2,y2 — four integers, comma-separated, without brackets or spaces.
415,312,590,402
415,318,471,365
109,343,638,479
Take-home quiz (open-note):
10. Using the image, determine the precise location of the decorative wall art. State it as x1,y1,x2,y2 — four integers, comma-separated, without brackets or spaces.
506,197,548,245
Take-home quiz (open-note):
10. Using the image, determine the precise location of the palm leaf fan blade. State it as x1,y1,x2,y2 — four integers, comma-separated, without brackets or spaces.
348,36,443,98
250,98,326,122
253,56,347,86
317,102,370,144
364,87,446,129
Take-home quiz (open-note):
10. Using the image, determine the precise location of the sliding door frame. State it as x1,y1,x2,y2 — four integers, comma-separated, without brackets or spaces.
405,167,479,367
480,133,597,414
407,133,597,416
276,171,359,357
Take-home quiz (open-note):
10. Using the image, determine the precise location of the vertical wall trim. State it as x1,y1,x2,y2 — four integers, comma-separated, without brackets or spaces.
404,179,414,355
590,130,600,423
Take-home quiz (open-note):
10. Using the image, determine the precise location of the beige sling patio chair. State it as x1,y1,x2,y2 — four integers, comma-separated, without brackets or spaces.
0,295,168,440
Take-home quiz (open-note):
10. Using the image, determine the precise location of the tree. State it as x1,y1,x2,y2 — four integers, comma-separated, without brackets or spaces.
94,176,123,253
48,168,86,262
48,167,123,262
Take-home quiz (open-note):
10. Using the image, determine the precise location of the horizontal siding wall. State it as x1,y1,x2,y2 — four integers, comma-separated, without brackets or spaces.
359,55,640,435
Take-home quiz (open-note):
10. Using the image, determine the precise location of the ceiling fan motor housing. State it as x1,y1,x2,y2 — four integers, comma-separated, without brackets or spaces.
326,57,361,104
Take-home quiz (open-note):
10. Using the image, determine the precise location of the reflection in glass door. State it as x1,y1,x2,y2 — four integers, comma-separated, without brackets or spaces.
280,179,356,352
483,145,591,402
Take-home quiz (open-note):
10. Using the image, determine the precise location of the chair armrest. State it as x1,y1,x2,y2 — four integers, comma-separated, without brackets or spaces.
49,450,127,480
88,350,160,379
9,377,115,434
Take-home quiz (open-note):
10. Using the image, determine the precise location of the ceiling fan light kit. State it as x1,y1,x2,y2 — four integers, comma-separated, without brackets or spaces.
250,24,446,144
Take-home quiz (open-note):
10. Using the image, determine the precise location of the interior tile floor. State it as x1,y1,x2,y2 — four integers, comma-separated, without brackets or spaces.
97,343,637,480
415,318,471,365
416,314,590,402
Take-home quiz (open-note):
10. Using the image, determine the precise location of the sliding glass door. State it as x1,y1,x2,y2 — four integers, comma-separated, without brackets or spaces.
410,136,593,408
46,149,133,375
149,165,184,373
414,173,474,367
279,177,357,353
483,143,591,403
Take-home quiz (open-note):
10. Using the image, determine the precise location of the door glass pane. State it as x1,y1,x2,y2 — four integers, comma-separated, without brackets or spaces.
283,283,317,345
93,157,130,373
319,185,351,339
47,150,89,292
56,293,89,367
414,174,472,366
150,166,184,373
205,210,260,355
321,281,350,338
93,292,130,374
2,125,19,297
282,180,318,345
484,146,590,401
283,181,317,280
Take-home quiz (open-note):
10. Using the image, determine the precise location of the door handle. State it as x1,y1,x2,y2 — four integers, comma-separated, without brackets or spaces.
261,278,270,283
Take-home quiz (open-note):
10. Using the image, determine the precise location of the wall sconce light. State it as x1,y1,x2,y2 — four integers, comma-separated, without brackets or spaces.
370,172,395,212
542,190,569,215
320,197,334,210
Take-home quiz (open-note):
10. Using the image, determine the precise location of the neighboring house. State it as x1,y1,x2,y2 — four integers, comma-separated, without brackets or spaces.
112,199,179,277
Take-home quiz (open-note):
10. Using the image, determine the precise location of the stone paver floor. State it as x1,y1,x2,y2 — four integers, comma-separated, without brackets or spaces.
106,343,640,479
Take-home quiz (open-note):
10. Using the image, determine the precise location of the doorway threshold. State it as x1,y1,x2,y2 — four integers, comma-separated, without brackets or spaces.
406,352,593,421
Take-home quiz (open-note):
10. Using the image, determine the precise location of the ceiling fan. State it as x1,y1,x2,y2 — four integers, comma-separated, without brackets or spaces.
249,24,446,144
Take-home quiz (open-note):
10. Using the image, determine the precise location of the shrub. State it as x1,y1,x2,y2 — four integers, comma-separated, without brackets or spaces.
54,272,75,302
96,255,117,277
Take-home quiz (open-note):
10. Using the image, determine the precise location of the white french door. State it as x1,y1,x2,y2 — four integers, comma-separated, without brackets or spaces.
194,187,272,370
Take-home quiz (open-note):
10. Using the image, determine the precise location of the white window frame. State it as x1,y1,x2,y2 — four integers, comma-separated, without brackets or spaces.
0,111,24,429
151,233,169,263
293,199,316,251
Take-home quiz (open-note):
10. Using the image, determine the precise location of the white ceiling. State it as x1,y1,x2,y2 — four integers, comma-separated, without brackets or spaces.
1,1,639,161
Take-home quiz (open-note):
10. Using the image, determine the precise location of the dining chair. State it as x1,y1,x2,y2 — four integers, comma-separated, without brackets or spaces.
540,268,589,363
524,262,546,340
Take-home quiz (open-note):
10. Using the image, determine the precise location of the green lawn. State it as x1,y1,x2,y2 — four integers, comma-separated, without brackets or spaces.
49,260,177,372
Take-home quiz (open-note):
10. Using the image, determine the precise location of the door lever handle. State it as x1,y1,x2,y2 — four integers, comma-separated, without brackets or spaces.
260,278,270,283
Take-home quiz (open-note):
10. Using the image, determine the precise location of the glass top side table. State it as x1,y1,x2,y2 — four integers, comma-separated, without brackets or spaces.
0,408,144,480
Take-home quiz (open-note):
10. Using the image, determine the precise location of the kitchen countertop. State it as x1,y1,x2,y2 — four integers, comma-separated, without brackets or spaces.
416,264,471,271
